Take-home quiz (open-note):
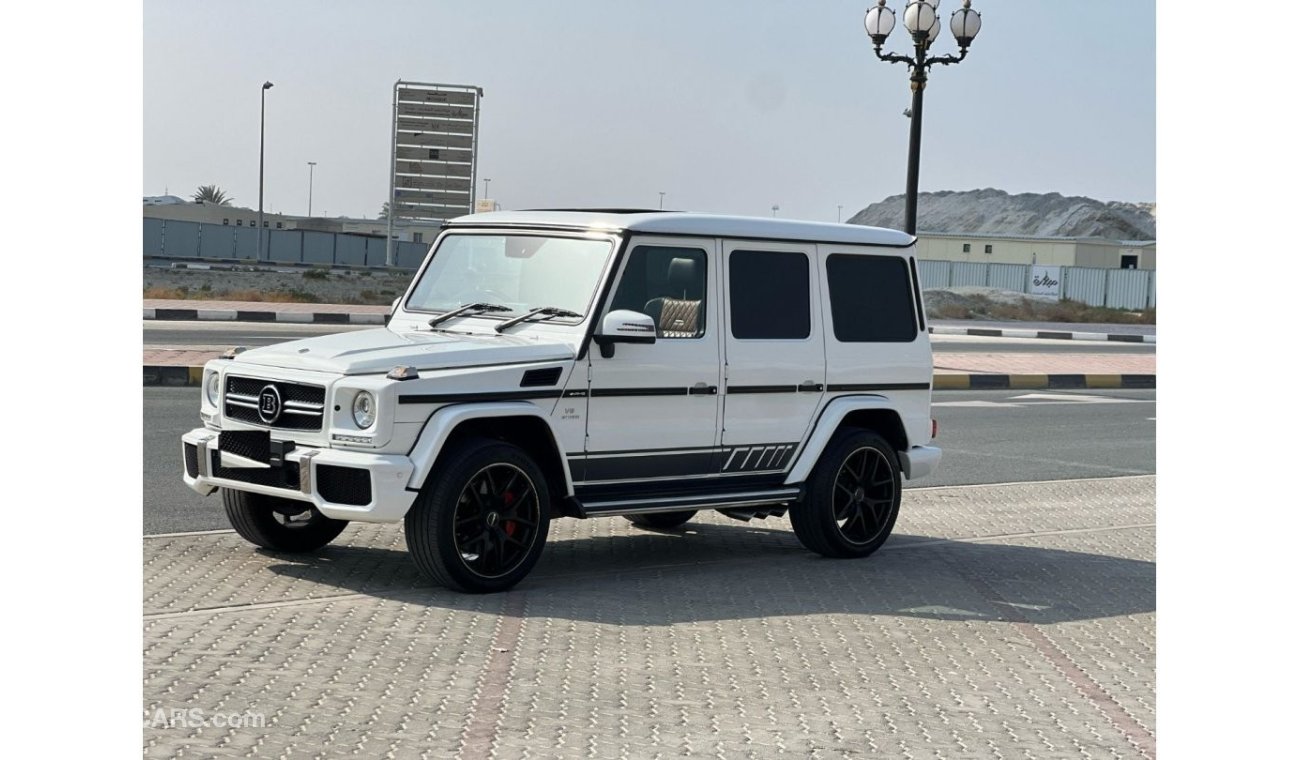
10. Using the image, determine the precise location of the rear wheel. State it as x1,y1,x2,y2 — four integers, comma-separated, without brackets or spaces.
789,429,901,559
625,510,697,530
405,439,551,593
222,489,347,552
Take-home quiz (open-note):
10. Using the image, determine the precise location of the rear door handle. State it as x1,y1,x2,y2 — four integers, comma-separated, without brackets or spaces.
690,383,718,395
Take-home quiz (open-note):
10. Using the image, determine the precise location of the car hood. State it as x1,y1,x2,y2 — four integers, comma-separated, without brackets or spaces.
230,328,575,375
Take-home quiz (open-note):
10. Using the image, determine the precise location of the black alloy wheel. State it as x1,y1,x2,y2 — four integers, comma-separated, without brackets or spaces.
789,429,901,559
831,447,896,545
406,439,551,593
453,463,543,579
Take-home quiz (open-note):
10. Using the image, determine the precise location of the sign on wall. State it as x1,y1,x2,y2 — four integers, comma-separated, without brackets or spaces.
1030,265,1062,299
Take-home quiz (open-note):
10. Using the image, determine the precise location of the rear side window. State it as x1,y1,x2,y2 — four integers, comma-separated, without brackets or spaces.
728,250,810,339
825,254,918,342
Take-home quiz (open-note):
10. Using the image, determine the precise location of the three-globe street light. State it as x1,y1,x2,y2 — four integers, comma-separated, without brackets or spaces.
258,81,274,260
865,0,982,235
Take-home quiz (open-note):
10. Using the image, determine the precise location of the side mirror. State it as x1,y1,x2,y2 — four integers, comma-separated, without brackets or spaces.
593,309,656,358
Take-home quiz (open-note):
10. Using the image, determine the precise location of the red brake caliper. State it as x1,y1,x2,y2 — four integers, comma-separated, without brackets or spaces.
502,491,517,536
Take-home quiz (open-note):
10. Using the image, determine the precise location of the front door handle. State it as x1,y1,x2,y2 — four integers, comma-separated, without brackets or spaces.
798,381,824,392
690,382,718,395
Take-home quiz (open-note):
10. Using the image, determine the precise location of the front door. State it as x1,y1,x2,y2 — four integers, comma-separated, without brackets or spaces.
581,237,722,487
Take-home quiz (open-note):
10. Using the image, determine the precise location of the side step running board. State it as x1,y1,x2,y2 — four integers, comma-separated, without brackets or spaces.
576,487,802,518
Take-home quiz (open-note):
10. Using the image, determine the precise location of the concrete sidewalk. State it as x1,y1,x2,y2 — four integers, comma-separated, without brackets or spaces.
144,476,1156,758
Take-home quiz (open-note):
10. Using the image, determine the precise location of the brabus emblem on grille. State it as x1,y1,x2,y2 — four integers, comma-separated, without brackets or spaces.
258,384,282,424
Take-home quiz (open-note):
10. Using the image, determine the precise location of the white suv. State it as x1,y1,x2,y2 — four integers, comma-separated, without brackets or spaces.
181,211,941,592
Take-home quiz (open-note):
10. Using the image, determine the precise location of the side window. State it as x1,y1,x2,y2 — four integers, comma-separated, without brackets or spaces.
728,250,810,340
825,254,918,343
609,246,707,338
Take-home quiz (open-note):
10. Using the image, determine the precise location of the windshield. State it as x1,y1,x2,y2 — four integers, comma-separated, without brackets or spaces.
404,234,614,318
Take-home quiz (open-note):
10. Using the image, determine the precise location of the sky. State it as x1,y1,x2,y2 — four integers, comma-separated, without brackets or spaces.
143,0,1155,222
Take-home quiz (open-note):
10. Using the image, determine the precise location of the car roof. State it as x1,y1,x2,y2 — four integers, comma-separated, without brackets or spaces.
444,210,916,248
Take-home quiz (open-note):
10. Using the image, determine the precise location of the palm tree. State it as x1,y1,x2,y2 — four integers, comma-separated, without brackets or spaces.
193,185,233,206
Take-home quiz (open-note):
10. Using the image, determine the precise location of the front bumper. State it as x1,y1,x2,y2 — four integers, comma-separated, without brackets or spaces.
181,428,418,522
899,445,942,481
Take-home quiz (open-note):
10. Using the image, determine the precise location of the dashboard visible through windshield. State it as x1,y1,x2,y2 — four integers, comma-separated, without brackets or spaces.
404,233,614,319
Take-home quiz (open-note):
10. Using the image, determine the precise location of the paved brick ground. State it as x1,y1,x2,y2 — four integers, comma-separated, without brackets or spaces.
144,476,1155,758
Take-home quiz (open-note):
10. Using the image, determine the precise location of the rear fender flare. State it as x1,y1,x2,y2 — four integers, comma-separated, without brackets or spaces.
784,395,901,485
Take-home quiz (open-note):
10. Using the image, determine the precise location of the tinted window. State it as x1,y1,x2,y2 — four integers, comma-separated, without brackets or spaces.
609,246,707,338
728,250,810,340
826,254,917,343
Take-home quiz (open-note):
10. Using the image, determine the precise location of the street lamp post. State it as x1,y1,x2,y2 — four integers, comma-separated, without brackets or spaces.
865,0,981,235
257,81,274,260
838,204,843,223
659,192,665,210
307,161,316,217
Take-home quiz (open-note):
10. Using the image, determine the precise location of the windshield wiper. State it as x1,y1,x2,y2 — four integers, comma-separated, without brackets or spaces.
494,306,582,333
427,302,511,328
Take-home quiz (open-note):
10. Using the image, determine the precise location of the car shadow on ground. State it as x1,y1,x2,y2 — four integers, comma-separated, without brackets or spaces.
260,520,1154,627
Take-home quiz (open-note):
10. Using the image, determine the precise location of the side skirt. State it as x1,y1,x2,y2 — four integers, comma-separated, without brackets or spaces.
569,484,804,518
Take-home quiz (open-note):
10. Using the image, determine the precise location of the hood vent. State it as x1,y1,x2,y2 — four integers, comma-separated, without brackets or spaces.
520,367,563,387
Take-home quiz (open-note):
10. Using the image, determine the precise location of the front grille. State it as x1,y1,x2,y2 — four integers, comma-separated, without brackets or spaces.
183,443,199,477
224,376,326,431
317,465,372,506
210,450,300,490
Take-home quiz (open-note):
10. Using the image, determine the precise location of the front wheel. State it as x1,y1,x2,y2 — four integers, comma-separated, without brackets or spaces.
405,439,551,593
222,489,348,552
789,430,901,559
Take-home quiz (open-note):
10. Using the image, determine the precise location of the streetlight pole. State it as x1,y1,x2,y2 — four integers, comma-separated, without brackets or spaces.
837,205,843,223
307,161,316,217
258,81,273,260
865,0,981,235
659,192,665,210
483,178,491,201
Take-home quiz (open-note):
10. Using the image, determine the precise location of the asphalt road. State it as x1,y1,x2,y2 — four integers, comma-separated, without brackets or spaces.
143,321,1157,355
144,387,1156,535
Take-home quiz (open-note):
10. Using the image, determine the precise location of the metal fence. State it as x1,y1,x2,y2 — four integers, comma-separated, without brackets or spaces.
144,219,1156,310
914,259,1156,310
144,219,429,270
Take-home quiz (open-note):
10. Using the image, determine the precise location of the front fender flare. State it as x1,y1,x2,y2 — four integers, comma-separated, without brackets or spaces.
406,402,574,496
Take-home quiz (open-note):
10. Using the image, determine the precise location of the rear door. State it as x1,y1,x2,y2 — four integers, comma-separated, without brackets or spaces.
719,241,825,476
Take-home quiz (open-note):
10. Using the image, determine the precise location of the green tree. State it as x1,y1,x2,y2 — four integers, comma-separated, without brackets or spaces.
378,201,390,219
193,184,233,206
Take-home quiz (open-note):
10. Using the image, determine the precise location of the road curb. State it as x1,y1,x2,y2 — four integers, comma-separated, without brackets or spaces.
144,366,1156,391
928,325,1155,344
144,308,387,325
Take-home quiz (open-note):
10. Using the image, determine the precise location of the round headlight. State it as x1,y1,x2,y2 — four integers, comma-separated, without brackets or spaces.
351,391,376,429
205,372,221,406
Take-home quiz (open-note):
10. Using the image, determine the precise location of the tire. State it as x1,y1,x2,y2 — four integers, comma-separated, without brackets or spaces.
222,489,348,552
405,438,551,593
789,429,901,559
625,510,698,530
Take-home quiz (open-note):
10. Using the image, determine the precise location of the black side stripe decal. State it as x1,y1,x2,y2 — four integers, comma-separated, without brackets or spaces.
399,390,563,405
826,383,930,392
